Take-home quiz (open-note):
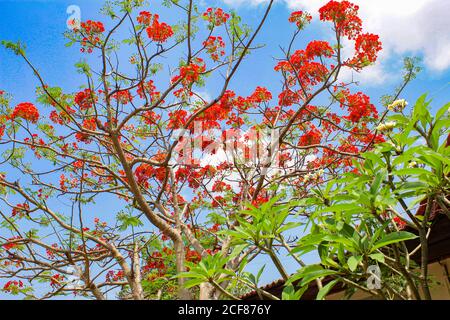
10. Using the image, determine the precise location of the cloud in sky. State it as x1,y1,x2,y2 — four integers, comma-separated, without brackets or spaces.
224,0,450,84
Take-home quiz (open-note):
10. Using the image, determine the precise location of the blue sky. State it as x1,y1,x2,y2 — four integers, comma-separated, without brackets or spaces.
1,0,449,108
0,0,449,296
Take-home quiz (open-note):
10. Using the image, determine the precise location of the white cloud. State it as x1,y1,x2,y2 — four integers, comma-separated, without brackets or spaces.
224,0,450,84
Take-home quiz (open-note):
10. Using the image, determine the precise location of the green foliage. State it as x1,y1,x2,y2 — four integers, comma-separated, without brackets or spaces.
1,40,26,56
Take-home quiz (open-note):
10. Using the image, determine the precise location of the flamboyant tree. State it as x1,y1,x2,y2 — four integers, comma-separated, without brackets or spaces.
0,0,432,300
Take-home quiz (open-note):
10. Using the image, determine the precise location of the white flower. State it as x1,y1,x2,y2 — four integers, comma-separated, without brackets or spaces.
408,161,418,168
377,121,396,132
387,99,408,112
376,123,386,131
303,173,312,182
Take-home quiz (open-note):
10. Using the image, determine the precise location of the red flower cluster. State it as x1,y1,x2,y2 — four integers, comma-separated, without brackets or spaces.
11,102,39,123
106,270,125,282
112,89,133,104
275,49,329,102
393,216,407,229
305,40,335,59
138,12,173,43
144,252,166,272
142,110,161,125
338,89,378,123
175,165,217,189
277,89,301,107
288,11,312,29
49,110,63,125
74,89,97,110
80,20,105,34
75,118,97,143
203,36,226,61
137,11,153,25
212,195,226,208
50,107,75,124
189,90,238,130
79,20,105,53
2,237,21,250
172,58,206,86
134,163,154,185
248,86,272,104
298,124,323,146
11,203,30,218
50,274,64,288
46,243,60,260
203,8,230,27
347,33,382,69
319,0,362,39
3,280,23,293
167,109,188,129
186,249,201,263
134,156,168,186
211,181,232,192
137,80,160,101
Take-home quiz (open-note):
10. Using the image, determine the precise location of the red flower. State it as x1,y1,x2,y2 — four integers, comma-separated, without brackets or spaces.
142,110,161,125
80,20,104,34
319,0,362,39
339,89,378,123
106,270,125,282
288,11,312,29
137,11,153,25
3,280,23,293
298,125,323,146
141,13,173,43
78,20,105,53
305,40,335,59
3,237,21,250
278,89,301,107
249,86,272,104
186,249,201,263
112,90,133,104
393,216,407,229
11,203,30,218
137,80,160,100
75,118,97,143
203,8,230,27
172,58,206,86
134,163,154,185
11,102,39,123
74,89,97,110
50,274,64,288
167,109,188,129
203,36,226,61
347,33,382,69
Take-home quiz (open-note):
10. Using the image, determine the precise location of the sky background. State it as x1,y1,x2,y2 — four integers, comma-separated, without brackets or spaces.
0,0,449,298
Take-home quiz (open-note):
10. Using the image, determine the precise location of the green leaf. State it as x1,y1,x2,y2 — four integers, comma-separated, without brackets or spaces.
300,269,339,287
436,102,450,120
369,253,385,263
282,284,308,300
184,278,206,288
371,231,418,252
317,279,339,300
347,256,362,272
393,168,432,176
